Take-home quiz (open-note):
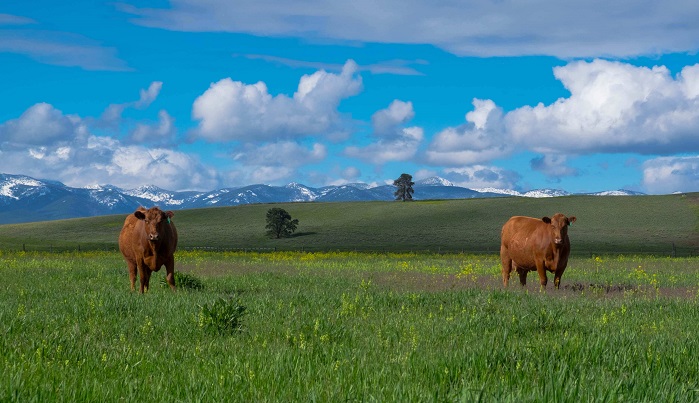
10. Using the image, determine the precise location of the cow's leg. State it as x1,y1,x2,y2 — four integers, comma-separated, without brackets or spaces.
165,258,176,291
535,261,548,290
500,252,512,287
554,267,566,289
142,269,152,293
127,260,137,291
516,266,527,286
137,263,148,293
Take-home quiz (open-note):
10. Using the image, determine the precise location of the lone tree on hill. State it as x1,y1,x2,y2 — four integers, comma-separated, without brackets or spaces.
393,173,415,201
265,208,299,239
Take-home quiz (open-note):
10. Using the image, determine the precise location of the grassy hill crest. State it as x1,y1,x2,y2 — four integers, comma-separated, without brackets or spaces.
0,194,697,255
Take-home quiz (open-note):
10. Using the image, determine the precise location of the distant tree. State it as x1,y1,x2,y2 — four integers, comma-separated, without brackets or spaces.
265,208,299,239
393,173,415,201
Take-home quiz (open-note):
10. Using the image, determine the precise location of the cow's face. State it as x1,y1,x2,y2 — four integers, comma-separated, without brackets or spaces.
543,214,576,245
134,207,174,242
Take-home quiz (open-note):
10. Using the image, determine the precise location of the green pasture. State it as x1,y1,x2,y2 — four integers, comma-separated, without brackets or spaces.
2,250,699,401
0,193,698,255
2,195,699,400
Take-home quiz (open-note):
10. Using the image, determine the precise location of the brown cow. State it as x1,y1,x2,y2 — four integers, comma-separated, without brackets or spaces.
500,213,576,289
118,206,178,293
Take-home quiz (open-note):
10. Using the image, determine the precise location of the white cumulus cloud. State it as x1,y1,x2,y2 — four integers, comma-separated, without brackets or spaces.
0,103,217,191
425,98,509,166
508,60,699,155
130,110,176,145
135,81,163,109
442,165,522,190
101,81,164,126
530,155,578,178
0,103,87,146
192,60,362,142
345,100,424,164
642,156,699,194
425,60,699,184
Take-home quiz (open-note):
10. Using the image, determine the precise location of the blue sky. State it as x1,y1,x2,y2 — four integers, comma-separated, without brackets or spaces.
2,1,699,194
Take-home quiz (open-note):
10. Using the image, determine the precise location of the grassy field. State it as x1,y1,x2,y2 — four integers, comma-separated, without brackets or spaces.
3,250,699,401
0,193,698,255
3,194,699,400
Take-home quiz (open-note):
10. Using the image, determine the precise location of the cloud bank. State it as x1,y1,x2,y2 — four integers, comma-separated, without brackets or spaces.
121,0,699,59
0,97,216,191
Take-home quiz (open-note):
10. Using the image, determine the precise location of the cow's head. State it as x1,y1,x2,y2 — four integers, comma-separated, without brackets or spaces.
542,213,576,245
134,207,174,242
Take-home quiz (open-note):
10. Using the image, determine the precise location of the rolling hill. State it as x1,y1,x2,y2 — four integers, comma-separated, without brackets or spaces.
0,193,696,256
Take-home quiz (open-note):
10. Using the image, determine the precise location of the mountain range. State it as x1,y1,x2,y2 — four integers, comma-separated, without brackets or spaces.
0,173,644,224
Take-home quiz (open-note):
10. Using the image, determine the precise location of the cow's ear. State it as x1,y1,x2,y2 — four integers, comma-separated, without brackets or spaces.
134,211,146,220
542,217,552,224
166,211,174,218
568,216,577,225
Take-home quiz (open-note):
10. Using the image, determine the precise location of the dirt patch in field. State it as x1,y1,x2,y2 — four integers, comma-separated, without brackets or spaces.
177,260,699,300
368,272,699,299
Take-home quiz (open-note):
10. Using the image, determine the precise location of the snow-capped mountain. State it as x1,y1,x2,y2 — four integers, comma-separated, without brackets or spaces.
523,188,571,198
474,187,523,197
0,173,645,224
416,177,455,186
589,190,645,196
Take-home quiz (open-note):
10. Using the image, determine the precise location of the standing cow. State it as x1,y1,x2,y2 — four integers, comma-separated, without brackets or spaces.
500,213,576,289
119,206,178,293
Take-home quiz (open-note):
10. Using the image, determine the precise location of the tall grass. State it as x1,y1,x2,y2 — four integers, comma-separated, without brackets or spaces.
2,251,699,401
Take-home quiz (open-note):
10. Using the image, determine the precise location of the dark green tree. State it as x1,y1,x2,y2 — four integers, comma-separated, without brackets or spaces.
393,173,415,201
265,208,299,239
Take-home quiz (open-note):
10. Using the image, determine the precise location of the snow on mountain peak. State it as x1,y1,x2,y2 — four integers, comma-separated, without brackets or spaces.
0,175,48,200
523,189,571,198
591,190,641,196
286,182,317,201
416,177,454,186
475,187,523,196
124,185,184,205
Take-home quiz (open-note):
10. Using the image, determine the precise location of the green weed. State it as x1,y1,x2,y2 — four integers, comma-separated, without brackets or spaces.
160,271,205,290
198,297,247,334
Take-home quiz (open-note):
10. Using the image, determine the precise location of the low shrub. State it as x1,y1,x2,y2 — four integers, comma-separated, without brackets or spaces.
160,271,205,290
198,296,247,334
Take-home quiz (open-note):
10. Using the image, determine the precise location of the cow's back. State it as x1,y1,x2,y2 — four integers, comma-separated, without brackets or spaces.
501,216,549,268
119,211,142,262
501,216,543,246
